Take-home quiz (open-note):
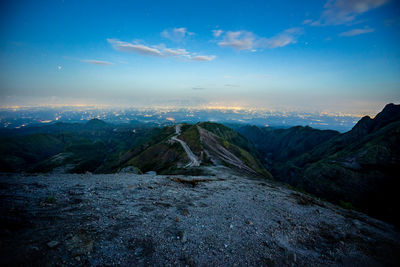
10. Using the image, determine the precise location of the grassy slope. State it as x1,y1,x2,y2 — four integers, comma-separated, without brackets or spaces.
0,121,162,173
198,122,271,177
237,125,339,163
0,134,64,172
279,121,400,226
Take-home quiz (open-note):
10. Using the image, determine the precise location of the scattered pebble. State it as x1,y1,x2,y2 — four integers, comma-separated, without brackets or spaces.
47,241,59,248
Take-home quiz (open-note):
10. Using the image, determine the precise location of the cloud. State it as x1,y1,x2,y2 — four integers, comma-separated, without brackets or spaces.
192,87,205,90
107,39,162,56
190,55,216,61
163,48,190,56
218,31,258,51
212,29,223,37
303,19,313,25
217,28,303,51
108,38,215,62
82,59,113,65
312,0,389,25
225,84,240,87
161,27,194,42
265,28,303,48
339,27,374,36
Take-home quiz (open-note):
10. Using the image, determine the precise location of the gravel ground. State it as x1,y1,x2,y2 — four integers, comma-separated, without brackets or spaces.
1,166,399,266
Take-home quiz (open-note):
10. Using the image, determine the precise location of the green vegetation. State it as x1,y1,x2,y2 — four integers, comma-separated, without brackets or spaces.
237,124,339,163
339,200,355,210
0,120,162,173
254,104,400,226
44,195,56,204
179,125,202,156
199,122,257,154
127,142,188,174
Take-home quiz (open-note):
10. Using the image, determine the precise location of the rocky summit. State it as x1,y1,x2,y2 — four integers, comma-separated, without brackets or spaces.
1,166,399,266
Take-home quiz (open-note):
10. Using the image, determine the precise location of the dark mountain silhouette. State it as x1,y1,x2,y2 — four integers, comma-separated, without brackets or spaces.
266,103,400,226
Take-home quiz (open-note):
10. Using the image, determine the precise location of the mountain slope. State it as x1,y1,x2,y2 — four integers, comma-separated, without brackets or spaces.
293,103,400,167
273,103,400,225
0,134,64,172
237,125,339,164
0,119,161,173
118,123,271,177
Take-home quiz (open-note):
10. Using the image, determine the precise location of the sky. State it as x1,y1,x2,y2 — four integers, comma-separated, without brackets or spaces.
0,0,399,114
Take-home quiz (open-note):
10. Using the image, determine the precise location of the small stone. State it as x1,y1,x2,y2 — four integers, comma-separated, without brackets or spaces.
75,256,81,261
182,209,189,216
229,224,233,229
181,232,187,243
47,240,59,248
174,217,180,222
246,220,253,225
184,255,195,266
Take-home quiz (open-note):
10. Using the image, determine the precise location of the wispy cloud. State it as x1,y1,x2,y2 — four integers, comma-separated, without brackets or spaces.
303,19,313,25
212,29,223,37
339,27,374,36
161,27,194,42
107,39,162,56
311,0,389,26
190,55,216,61
225,84,240,87
107,38,215,62
218,31,257,51
265,28,303,48
163,48,189,56
82,59,113,65
192,87,205,90
217,28,303,51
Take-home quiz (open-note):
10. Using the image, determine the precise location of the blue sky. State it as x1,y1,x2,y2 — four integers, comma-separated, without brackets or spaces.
0,0,399,114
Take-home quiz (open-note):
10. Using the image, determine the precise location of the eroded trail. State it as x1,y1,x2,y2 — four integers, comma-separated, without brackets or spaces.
197,126,257,174
171,124,200,168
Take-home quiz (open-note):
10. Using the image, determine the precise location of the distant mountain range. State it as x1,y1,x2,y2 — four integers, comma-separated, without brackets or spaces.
1,103,399,226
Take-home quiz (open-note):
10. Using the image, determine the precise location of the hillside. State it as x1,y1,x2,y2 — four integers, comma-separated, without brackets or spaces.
0,120,269,177
237,125,339,164
0,119,161,173
117,123,271,177
270,104,400,226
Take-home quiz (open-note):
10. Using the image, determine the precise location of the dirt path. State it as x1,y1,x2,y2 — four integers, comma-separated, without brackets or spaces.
171,124,200,168
197,126,256,174
1,170,400,266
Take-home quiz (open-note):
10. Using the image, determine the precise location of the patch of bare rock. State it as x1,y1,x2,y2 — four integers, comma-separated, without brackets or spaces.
1,168,399,266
